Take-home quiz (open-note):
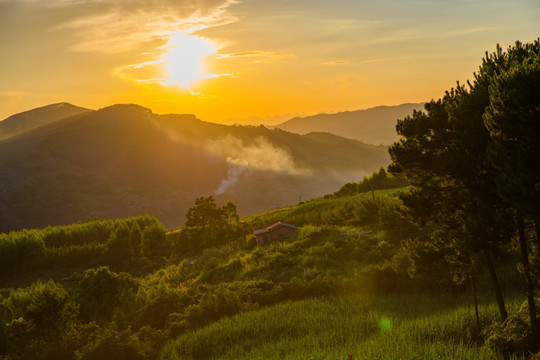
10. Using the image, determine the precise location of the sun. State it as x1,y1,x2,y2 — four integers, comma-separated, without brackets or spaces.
163,34,218,90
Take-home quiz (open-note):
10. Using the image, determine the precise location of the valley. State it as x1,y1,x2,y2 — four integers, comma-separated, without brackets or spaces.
0,103,391,232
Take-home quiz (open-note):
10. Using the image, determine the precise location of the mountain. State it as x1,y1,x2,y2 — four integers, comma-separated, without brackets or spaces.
0,104,390,232
221,113,304,127
275,103,424,145
0,102,91,140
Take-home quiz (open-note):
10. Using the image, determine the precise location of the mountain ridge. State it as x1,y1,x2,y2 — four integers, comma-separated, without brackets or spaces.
0,103,391,232
0,102,91,141
275,103,424,145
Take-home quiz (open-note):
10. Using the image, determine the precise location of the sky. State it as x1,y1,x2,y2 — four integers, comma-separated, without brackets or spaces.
0,0,538,123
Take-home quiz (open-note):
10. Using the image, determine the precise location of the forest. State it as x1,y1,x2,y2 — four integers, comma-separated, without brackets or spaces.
0,40,539,359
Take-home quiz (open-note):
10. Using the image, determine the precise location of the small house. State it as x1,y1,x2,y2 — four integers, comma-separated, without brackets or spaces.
253,221,297,246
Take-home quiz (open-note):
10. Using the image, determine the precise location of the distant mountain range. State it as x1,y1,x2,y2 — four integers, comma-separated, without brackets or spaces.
0,102,90,141
0,103,391,231
222,113,305,127
275,103,424,145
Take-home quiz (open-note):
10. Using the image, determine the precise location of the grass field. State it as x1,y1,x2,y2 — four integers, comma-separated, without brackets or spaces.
243,187,409,229
161,291,526,360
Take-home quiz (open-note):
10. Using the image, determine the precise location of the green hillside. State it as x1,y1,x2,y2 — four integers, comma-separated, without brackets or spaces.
0,185,529,360
0,104,390,232
0,189,416,360
161,293,524,360
244,184,408,230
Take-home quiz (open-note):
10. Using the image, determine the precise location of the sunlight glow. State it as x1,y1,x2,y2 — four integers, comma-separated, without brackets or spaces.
163,34,219,91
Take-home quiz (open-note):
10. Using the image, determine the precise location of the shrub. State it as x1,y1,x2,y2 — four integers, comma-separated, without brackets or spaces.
75,267,138,323
483,299,540,355
45,243,106,269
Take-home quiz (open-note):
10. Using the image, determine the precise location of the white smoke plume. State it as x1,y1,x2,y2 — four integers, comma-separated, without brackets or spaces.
207,135,310,194
214,160,248,195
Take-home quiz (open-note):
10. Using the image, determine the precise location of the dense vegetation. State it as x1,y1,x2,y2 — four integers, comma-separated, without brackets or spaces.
0,190,422,360
388,40,540,354
0,186,527,359
0,216,168,275
332,167,408,198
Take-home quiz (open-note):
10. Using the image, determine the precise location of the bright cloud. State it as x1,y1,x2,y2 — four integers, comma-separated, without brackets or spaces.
20,0,240,91
217,51,296,63
47,0,238,53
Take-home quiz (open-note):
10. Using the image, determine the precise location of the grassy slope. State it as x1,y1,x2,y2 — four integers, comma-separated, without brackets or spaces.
158,188,527,360
161,293,525,360
243,187,409,229
0,189,402,290
0,186,528,359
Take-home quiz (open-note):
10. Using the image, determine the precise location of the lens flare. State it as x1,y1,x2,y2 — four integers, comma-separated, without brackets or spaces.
379,317,392,332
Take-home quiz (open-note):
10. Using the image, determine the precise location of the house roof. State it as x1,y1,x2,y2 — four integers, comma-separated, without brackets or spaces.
253,221,297,235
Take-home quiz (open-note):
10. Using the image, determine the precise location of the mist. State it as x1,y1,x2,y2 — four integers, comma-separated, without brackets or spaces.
206,135,311,194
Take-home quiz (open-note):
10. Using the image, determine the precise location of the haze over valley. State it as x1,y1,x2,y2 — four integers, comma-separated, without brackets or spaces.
275,103,424,145
0,103,391,231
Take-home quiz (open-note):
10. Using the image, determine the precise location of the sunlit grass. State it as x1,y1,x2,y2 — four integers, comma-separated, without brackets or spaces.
243,187,410,229
161,292,526,360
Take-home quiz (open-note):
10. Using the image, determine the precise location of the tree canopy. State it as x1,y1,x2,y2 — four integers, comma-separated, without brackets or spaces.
389,40,540,325
174,196,246,254
483,42,540,220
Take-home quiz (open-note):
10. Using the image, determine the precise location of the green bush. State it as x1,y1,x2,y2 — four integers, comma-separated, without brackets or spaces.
0,230,46,274
75,267,138,323
2,281,81,360
45,243,106,269
483,299,540,355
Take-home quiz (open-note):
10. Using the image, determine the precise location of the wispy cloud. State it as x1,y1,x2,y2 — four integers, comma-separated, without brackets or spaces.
364,25,499,47
321,60,352,65
47,0,239,53
363,56,412,64
217,51,296,63
0,0,243,93
447,26,499,36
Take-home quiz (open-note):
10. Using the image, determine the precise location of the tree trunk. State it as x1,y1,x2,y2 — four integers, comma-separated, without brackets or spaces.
470,274,481,334
535,219,540,254
518,214,540,350
483,248,508,321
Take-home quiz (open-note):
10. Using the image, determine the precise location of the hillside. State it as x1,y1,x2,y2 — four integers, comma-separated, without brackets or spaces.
0,189,525,360
0,104,390,232
0,102,91,140
275,103,424,145
162,293,519,360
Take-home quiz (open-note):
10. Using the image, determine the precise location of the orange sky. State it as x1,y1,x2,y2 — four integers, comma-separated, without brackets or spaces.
0,0,538,123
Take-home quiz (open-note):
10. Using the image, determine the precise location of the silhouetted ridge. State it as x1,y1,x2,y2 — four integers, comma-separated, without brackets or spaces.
0,103,390,232
98,104,153,114
276,103,424,144
0,102,90,140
